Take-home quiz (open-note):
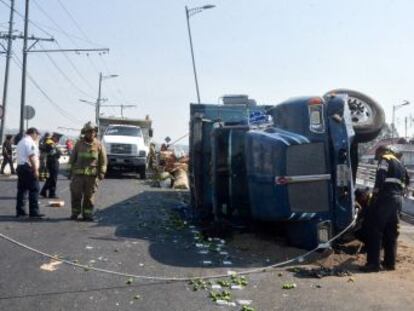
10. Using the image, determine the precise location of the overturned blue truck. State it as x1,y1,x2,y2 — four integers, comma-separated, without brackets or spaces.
189,90,385,249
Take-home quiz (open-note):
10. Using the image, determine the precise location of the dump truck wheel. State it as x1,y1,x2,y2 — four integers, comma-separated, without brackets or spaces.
324,89,385,143
138,166,146,180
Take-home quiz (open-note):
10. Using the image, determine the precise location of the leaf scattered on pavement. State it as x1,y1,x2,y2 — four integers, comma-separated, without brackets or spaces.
282,282,297,289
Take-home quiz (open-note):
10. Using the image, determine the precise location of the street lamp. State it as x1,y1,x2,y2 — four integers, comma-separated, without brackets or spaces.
185,4,216,104
96,73,118,128
392,100,410,141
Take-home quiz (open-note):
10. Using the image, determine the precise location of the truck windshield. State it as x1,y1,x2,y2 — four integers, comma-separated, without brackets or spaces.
105,126,142,137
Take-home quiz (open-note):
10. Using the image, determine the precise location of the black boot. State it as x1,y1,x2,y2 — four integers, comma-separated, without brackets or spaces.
359,264,380,273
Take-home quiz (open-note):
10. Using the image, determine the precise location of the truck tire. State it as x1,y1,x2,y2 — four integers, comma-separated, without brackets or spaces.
139,166,146,180
324,89,385,143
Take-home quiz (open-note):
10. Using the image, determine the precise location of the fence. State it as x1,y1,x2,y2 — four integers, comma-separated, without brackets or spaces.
357,163,414,193
1,146,413,193
0,145,70,167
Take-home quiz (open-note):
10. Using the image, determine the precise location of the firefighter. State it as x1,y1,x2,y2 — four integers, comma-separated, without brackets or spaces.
40,133,61,198
38,132,51,181
360,145,409,272
69,122,107,221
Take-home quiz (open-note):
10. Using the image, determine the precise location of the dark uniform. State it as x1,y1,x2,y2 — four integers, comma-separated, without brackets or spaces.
40,137,61,198
15,128,43,218
38,133,51,181
363,149,409,271
1,135,15,174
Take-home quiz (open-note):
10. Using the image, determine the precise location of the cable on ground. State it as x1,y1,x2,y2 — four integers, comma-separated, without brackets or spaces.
0,214,357,282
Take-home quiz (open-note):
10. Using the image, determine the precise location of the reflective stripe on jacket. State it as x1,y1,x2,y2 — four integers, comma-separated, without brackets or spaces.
69,138,107,176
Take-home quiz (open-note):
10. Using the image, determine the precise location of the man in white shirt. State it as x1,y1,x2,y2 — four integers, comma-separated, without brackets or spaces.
15,127,44,218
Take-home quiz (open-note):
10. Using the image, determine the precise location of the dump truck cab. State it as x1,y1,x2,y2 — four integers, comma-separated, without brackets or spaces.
190,92,384,249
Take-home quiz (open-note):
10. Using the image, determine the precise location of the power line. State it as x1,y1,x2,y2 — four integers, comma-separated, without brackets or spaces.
54,41,96,92
24,20,104,48
48,0,129,108
0,0,54,38
37,42,95,99
56,0,96,45
31,0,98,91
12,54,83,124
98,54,128,104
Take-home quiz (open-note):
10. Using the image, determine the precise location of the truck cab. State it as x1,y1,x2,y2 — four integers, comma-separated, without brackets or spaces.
190,91,384,249
102,124,148,179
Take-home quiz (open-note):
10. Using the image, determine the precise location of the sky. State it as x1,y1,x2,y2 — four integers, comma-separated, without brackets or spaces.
1,0,414,143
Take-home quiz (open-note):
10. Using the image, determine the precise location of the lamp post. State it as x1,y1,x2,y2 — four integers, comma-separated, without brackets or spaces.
96,73,118,129
185,4,216,104
391,100,410,142
79,72,118,130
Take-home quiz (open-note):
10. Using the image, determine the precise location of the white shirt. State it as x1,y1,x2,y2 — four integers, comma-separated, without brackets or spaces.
16,135,39,165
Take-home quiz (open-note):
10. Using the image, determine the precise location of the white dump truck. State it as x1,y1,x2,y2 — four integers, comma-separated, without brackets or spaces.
100,116,153,179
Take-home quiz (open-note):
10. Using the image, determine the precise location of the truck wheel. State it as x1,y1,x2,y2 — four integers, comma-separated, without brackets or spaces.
324,89,385,143
139,167,146,180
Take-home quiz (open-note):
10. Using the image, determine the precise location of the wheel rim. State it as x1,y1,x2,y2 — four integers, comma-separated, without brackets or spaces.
347,96,375,128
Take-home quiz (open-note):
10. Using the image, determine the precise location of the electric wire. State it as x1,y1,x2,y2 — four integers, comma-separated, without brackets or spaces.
31,0,97,92
11,54,83,124
0,213,358,282
56,0,101,47
38,42,94,99
0,0,54,38
0,0,99,94
48,0,128,114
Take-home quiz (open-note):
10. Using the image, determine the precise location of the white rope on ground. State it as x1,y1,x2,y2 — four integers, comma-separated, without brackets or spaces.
0,214,357,282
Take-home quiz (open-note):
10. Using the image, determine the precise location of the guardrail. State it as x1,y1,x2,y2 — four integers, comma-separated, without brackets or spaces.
357,163,414,194
1,146,413,192
0,145,69,164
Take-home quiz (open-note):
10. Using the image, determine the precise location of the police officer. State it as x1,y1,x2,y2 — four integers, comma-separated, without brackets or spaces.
360,145,409,272
1,134,15,174
69,122,107,221
15,127,44,219
40,133,61,198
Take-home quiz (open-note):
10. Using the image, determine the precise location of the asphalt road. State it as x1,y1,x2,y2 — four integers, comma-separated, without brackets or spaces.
1,173,414,311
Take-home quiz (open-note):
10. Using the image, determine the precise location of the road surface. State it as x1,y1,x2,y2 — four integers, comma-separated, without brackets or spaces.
0,173,414,311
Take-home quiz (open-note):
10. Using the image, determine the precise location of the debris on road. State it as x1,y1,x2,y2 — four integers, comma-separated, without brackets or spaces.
189,278,209,291
282,282,297,289
209,289,232,303
40,259,62,272
289,266,353,279
49,200,65,208
237,299,253,306
153,150,190,190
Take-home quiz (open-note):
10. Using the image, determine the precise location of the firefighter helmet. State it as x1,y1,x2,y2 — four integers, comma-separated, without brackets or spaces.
81,121,98,134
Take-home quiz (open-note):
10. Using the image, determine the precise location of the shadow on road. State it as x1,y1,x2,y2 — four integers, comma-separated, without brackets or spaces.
93,189,309,269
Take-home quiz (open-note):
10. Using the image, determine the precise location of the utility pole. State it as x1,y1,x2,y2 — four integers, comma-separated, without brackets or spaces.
81,73,118,129
19,0,30,134
184,5,216,104
185,6,201,104
405,116,408,140
0,0,15,144
391,100,410,143
11,0,108,134
96,72,102,126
